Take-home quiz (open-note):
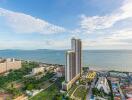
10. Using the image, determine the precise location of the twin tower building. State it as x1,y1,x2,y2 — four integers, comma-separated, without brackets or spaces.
62,38,82,91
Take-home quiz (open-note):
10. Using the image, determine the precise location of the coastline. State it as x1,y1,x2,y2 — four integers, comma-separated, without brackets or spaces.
0,56,132,73
0,49,132,72
88,66,132,72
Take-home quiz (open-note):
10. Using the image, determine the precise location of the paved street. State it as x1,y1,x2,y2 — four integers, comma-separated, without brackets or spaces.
86,78,96,100
117,82,126,100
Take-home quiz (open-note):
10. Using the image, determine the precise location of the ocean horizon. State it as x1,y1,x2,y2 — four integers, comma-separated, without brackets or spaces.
0,49,132,72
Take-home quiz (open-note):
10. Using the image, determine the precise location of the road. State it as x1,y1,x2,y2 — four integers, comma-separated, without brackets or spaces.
86,78,96,100
117,82,125,100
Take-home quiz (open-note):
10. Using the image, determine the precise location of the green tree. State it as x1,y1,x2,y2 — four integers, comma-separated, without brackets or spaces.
27,84,34,90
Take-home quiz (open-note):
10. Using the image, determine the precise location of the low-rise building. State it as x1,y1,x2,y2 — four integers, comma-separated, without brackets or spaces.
126,91,132,98
45,65,55,72
14,94,28,100
109,71,128,78
95,77,110,94
121,84,132,99
55,67,65,77
108,77,123,99
86,71,96,81
32,67,45,75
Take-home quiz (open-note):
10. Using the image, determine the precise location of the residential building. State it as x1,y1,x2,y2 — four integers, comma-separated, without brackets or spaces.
71,38,81,75
86,71,96,81
32,67,45,75
62,38,82,91
65,50,76,82
0,58,21,74
95,77,110,94
55,67,65,77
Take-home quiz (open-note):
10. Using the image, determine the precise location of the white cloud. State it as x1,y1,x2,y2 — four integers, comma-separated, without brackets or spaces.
83,39,132,49
78,0,132,49
0,0,132,50
0,39,70,50
0,8,66,34
107,29,132,40
80,0,132,32
83,28,132,49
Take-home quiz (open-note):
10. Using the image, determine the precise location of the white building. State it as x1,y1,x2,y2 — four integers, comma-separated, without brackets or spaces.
55,67,64,77
32,67,45,75
126,91,132,98
95,77,110,94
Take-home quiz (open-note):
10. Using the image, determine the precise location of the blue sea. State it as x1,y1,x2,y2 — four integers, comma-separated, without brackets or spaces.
0,49,132,72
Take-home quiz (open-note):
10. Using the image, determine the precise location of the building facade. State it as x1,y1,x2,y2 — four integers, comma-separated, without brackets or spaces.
32,67,45,75
95,77,110,94
0,58,21,74
71,38,82,75
65,50,76,82
62,38,82,91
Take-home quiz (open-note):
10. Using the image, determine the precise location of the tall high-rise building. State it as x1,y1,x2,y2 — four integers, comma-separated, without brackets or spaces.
62,38,82,91
65,51,76,82
71,38,82,75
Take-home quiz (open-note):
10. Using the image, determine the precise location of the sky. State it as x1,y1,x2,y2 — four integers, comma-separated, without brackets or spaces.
0,0,132,50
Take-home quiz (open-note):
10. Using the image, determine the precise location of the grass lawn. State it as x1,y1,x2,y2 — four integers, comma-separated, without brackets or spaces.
73,86,87,100
30,77,64,100
40,80,52,89
68,84,77,97
30,85,58,100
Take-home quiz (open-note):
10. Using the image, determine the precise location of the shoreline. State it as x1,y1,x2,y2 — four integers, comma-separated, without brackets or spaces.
21,59,132,72
35,61,132,73
88,66,132,73
0,58,132,73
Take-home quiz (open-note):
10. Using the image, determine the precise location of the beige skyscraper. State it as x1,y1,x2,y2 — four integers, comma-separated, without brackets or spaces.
71,38,82,75
65,51,76,82
62,38,82,91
